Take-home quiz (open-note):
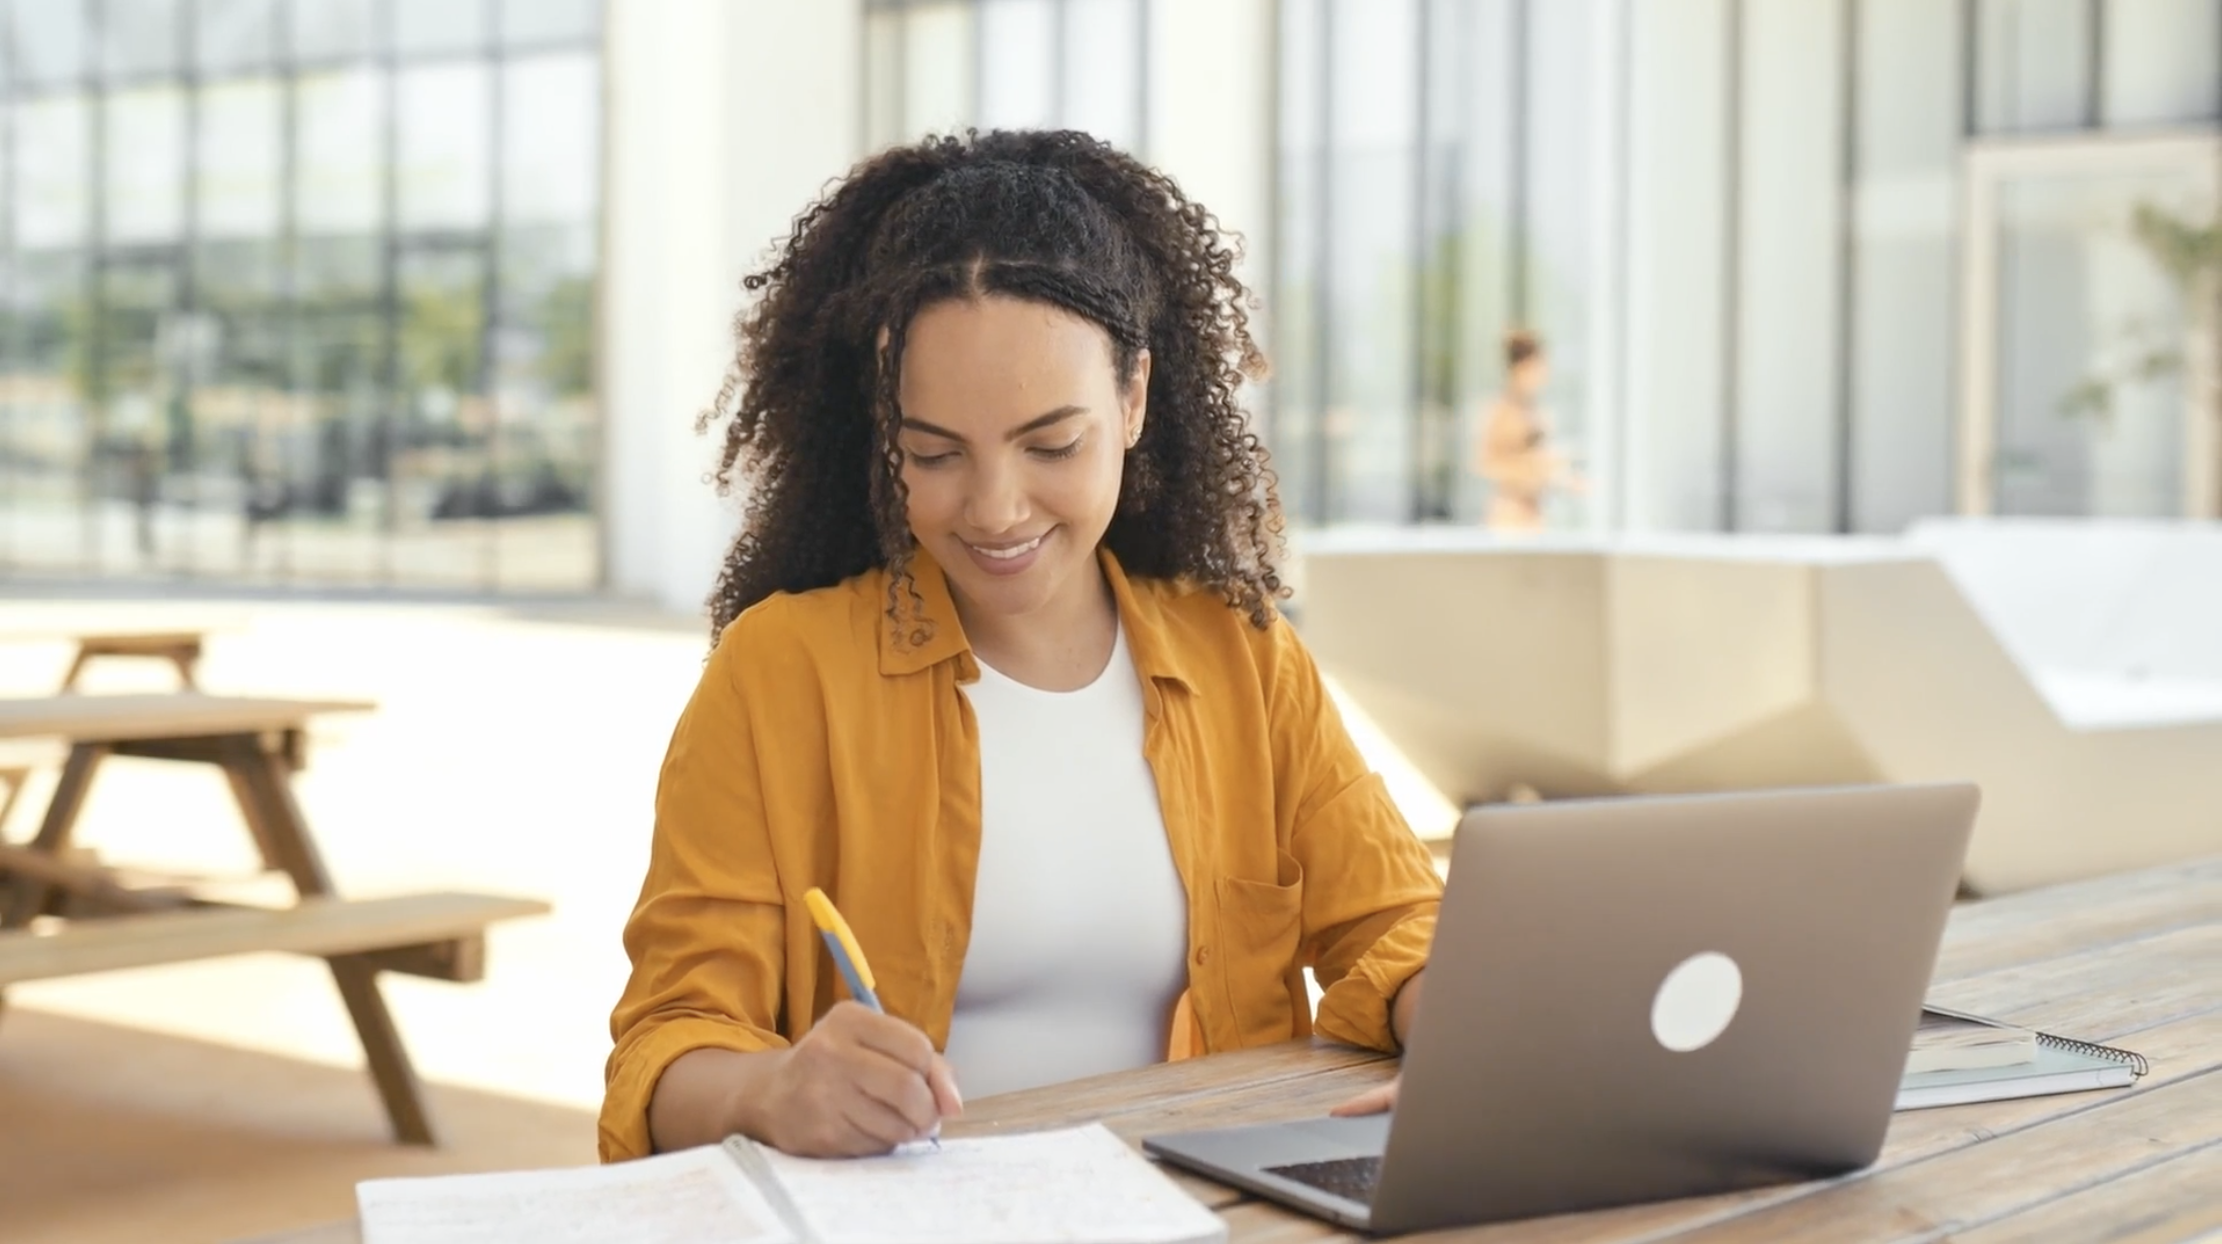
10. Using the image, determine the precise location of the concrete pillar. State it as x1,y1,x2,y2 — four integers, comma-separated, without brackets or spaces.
601,0,862,619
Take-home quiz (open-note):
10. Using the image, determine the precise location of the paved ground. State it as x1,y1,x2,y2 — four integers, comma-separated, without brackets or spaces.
0,588,1454,1242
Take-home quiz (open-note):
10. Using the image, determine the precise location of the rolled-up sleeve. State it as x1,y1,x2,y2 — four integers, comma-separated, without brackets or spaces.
599,633,791,1162
1268,620,1443,1053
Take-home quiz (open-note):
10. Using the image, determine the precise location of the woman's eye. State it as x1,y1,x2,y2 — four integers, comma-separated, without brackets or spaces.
905,449,958,467
1030,439,1083,461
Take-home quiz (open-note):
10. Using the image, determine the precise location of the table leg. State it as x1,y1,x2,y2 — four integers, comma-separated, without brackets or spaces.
168,642,203,689
221,735,438,1146
0,743,110,1028
2,743,108,928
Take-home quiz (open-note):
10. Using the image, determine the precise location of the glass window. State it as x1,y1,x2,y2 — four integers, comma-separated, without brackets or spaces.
0,0,602,588
295,69,384,234
868,0,1151,157
1976,147,2216,520
89,259,178,575
1976,0,2091,134
1519,0,1598,531
2101,0,2220,127
103,0,183,80
197,79,283,238
1274,0,1325,521
282,303,388,580
498,0,599,48
1730,0,1843,533
1413,0,1482,524
1446,0,1520,526
196,0,279,76
15,97,91,249
1062,0,1142,150
398,63,493,230
294,234,379,298
1,250,92,571
1324,0,1420,524
393,0,488,58
493,220,595,590
1624,0,1732,530
502,55,599,226
1850,0,1959,532
287,0,376,62
13,0,89,89
979,0,1055,131
105,87,187,245
391,245,492,585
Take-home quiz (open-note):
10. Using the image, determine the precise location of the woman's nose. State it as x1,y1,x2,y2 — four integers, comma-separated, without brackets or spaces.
964,461,1029,532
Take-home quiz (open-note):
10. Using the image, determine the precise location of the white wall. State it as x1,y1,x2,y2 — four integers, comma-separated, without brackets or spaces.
600,0,862,618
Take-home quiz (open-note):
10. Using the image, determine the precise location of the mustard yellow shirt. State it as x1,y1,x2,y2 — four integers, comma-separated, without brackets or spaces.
600,549,1443,1162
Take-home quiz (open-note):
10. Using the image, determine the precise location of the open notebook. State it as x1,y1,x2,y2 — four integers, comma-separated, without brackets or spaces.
1906,1006,2040,1074
1897,1006,2148,1111
357,1122,1227,1244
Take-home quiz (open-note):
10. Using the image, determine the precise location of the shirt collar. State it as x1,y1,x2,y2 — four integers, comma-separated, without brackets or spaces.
875,544,1202,705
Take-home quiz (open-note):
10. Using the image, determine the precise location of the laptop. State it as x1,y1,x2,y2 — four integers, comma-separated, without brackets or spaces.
1142,782,1980,1235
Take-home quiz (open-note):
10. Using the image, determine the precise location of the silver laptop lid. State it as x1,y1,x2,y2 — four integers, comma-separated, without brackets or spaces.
1367,782,1978,1233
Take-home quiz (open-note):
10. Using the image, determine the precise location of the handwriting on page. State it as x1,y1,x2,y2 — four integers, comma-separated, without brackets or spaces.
757,1124,1223,1244
358,1146,795,1244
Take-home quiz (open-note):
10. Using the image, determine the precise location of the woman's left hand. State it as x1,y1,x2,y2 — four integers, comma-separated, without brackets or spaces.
1329,1075,1399,1117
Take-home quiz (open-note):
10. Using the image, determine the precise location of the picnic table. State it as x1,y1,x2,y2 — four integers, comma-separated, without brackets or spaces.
244,852,2222,1242
0,618,246,689
0,621,236,824
0,692,548,1146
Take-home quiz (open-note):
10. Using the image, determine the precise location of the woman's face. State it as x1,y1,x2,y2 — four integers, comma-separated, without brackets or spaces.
895,295,1148,627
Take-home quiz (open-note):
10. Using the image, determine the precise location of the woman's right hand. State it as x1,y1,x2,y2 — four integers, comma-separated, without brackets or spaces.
750,1002,964,1157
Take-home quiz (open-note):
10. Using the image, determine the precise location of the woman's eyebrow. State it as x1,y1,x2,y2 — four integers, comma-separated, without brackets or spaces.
899,405,1088,445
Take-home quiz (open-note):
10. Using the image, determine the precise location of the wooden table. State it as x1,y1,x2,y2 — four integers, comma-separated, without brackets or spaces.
0,693,548,1147
246,854,2222,1243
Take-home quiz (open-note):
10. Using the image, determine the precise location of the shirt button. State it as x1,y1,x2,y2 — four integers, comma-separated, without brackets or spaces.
1195,946,1211,965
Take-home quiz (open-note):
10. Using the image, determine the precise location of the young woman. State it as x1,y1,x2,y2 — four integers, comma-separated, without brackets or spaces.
600,130,1441,1163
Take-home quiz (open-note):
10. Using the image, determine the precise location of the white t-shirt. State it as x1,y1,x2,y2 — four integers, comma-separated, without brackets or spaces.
942,622,1191,1099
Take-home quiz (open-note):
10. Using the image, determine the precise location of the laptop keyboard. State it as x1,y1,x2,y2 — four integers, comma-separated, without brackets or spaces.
1263,1155,1382,1205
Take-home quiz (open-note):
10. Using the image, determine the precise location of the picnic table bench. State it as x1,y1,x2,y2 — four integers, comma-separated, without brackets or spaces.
0,692,549,1146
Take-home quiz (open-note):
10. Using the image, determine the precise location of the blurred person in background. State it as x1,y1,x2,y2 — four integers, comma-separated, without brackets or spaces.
1473,329,1584,531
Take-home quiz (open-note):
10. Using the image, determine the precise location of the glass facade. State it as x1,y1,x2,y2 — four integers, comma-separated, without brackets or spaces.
0,0,602,589
1276,0,1612,528
862,0,1148,155
1276,0,2222,531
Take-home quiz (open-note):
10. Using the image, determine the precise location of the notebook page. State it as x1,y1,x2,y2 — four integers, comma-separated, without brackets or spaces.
752,1123,1226,1244
358,1145,797,1244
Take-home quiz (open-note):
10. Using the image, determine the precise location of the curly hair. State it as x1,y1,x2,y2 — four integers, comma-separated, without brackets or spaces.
698,128,1286,644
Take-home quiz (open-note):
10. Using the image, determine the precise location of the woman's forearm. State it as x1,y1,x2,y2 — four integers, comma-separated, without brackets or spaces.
1391,970,1426,1049
647,1046,792,1154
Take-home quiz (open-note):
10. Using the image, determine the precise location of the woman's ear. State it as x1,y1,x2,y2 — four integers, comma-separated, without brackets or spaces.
1123,349,1151,449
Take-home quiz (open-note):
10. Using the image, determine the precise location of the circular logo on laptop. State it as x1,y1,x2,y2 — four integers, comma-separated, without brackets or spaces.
1651,951,1743,1052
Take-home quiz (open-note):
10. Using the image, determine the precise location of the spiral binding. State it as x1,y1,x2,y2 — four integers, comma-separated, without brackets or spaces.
2035,1030,2150,1078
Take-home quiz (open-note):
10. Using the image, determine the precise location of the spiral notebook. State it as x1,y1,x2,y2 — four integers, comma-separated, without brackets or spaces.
1896,1005,2148,1111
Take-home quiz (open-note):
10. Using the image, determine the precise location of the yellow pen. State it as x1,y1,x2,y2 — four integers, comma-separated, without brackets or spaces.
803,887,882,1012
804,887,941,1148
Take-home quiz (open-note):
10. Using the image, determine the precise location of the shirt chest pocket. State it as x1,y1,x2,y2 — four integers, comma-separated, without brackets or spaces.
1212,850,1304,1046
